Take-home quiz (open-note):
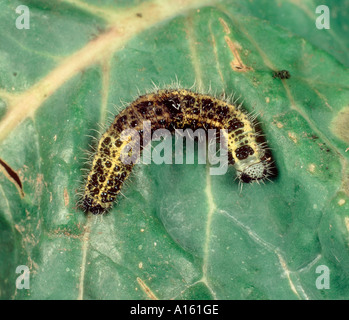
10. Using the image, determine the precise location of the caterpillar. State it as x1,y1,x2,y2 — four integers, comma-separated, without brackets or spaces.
80,88,273,215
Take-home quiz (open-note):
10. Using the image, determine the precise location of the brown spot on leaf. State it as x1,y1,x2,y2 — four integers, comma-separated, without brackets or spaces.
64,188,69,207
224,36,253,72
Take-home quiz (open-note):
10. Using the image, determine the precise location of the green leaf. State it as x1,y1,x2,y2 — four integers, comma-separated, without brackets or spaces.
1,0,349,300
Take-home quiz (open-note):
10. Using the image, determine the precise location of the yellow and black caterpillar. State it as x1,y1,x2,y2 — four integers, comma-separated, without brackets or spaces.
81,88,273,214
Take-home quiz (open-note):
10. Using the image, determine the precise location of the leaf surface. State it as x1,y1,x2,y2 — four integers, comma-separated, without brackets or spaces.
0,0,349,300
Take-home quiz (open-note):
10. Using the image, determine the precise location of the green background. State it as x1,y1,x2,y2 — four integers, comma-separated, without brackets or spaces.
0,0,348,299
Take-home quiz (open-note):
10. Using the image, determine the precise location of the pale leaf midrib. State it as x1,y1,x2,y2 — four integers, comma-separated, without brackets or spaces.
0,0,218,143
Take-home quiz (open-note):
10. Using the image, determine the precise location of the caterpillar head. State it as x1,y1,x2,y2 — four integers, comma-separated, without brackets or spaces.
236,162,268,183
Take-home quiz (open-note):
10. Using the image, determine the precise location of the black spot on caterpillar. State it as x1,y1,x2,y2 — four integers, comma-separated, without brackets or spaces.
80,88,274,215
273,70,291,80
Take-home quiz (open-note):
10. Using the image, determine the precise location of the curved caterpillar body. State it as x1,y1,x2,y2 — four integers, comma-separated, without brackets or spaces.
81,88,273,215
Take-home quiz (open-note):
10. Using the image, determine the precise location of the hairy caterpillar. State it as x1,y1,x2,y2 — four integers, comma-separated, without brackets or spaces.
80,88,273,215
